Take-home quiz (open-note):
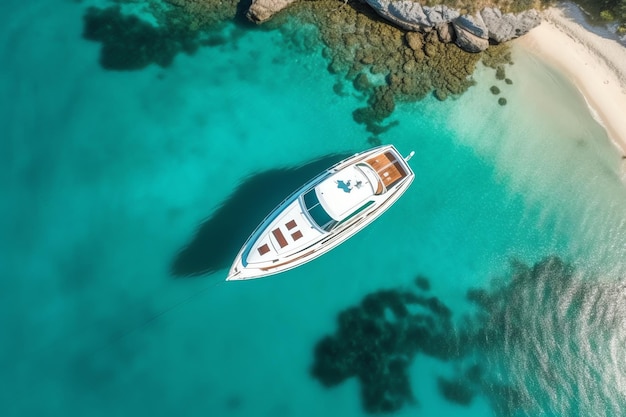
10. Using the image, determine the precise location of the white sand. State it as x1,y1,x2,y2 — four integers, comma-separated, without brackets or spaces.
516,6,626,155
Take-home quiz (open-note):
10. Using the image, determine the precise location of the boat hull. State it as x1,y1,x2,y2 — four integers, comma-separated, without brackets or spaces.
227,145,414,280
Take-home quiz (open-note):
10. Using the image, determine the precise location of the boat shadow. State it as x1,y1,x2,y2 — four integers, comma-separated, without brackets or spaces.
170,152,352,278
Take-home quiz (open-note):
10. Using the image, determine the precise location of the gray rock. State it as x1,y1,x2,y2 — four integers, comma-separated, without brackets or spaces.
435,23,454,43
454,12,488,39
405,31,424,51
366,0,462,32
365,0,432,31
247,0,297,23
424,5,460,26
388,1,430,30
480,7,541,43
324,1,540,52
513,9,542,37
480,6,502,24
453,13,490,53
453,23,490,52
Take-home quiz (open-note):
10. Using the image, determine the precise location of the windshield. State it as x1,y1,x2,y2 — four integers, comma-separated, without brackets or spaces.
302,189,337,232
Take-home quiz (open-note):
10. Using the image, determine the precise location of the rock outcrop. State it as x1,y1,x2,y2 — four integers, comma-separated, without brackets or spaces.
362,0,540,53
245,0,541,53
480,7,541,43
365,0,459,32
452,13,489,52
247,0,297,23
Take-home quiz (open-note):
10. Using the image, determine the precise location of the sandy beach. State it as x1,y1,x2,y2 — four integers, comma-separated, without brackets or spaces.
517,6,626,156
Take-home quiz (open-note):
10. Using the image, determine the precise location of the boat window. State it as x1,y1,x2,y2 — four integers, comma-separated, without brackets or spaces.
334,200,375,229
302,189,337,232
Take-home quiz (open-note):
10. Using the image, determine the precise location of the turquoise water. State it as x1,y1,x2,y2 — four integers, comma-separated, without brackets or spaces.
2,1,626,416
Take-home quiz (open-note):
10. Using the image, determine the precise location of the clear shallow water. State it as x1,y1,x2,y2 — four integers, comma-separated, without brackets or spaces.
2,2,626,417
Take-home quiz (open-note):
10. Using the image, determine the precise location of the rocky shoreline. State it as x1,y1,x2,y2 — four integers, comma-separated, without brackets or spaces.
248,0,541,53
82,0,540,136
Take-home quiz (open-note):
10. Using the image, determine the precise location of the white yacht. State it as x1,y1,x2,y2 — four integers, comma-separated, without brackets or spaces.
226,145,415,280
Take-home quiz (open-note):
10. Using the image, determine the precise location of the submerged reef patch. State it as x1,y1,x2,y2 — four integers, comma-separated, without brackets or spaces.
80,0,517,135
286,0,482,135
82,6,199,70
482,44,515,105
312,256,626,415
437,376,474,405
311,285,460,413
164,0,243,30
81,0,244,71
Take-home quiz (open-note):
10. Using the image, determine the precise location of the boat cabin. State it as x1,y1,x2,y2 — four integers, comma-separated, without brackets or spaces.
302,150,409,232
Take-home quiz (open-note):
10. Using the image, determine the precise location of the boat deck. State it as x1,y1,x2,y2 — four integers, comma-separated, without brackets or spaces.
227,145,415,280
365,151,407,193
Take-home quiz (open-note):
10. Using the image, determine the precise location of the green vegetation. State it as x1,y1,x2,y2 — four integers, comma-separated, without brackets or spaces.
552,0,626,33
439,0,626,32
600,10,615,20
419,0,544,14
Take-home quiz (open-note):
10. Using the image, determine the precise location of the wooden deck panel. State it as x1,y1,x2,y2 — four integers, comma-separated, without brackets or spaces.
365,151,407,191
272,228,288,248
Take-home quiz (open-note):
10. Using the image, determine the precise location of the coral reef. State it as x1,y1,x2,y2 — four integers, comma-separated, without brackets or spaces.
437,376,475,405
289,0,480,133
312,256,626,415
82,0,244,71
82,6,198,70
250,0,540,52
414,275,430,291
164,0,241,30
311,279,460,413
82,0,518,130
